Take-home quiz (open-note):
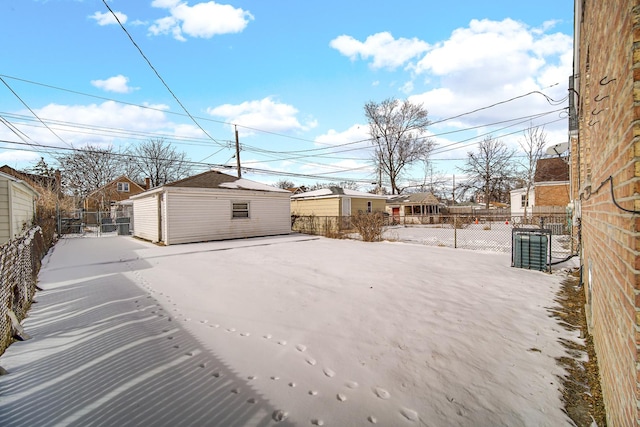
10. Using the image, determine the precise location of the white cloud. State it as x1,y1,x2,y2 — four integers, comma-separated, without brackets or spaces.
151,0,182,7
149,1,254,41
298,159,374,178
314,124,370,147
405,18,572,132
207,97,317,136
330,32,429,70
0,150,40,165
89,11,127,26
400,80,414,94
1,102,180,149
415,19,537,77
90,75,138,94
130,19,148,27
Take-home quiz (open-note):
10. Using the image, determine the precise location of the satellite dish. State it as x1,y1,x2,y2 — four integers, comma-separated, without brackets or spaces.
545,142,569,156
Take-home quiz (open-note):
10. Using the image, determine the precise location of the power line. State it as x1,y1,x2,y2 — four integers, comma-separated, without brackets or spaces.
0,76,74,149
0,112,235,149
0,73,568,156
430,115,566,156
101,0,226,150
0,138,375,183
428,84,568,127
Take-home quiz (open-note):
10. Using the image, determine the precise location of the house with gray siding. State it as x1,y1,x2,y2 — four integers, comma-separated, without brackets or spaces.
130,170,291,245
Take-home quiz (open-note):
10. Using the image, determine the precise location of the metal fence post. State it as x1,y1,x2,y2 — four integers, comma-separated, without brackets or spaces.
454,214,457,249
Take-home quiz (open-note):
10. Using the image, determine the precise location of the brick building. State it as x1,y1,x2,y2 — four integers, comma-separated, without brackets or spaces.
534,157,570,208
83,175,146,212
572,1,640,424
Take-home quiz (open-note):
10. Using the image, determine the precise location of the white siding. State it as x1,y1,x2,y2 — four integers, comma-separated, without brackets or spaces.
0,179,9,243
0,176,37,245
510,188,535,217
133,194,160,243
10,185,35,236
163,188,291,245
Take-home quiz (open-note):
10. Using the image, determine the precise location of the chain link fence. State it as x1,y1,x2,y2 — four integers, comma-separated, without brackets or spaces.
58,207,133,237
0,227,47,356
292,214,576,261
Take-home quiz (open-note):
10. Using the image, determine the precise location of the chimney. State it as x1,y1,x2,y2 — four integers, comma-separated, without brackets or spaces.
145,177,151,190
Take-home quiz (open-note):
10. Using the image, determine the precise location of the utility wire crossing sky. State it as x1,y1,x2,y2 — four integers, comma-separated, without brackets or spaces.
1,0,573,189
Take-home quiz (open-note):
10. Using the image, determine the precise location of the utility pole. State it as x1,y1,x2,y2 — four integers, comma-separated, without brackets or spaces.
235,125,241,178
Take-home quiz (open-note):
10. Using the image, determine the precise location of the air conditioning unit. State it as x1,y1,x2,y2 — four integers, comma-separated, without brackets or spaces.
512,228,552,272
547,223,564,235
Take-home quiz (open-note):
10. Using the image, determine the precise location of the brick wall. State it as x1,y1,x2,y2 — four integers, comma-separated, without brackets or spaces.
535,183,570,207
574,1,640,425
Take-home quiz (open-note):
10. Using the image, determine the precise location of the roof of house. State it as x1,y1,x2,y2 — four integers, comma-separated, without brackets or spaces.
163,170,289,193
86,175,146,198
291,187,386,199
0,165,57,191
0,170,39,196
285,187,307,194
386,192,440,205
535,157,569,182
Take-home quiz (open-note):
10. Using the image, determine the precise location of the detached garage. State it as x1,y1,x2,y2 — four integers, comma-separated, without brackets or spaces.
131,170,291,245
0,171,38,245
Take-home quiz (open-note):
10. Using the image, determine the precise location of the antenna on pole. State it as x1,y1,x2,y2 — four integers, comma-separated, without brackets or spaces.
235,125,241,178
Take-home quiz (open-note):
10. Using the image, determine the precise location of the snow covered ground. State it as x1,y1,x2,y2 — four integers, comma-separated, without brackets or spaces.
0,233,580,426
383,222,575,260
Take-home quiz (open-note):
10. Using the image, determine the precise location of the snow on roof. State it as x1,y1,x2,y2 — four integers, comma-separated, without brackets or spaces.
386,192,440,205
292,187,386,199
218,178,290,193
142,170,289,193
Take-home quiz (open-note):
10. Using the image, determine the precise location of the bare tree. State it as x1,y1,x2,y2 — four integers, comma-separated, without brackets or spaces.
274,179,296,189
126,138,192,187
54,144,122,202
308,181,360,191
457,136,517,209
414,161,449,198
518,125,547,218
364,98,434,195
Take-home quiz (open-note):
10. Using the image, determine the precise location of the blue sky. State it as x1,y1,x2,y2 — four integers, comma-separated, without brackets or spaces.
1,0,573,190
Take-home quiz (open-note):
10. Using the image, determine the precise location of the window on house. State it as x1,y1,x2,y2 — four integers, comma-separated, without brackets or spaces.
117,182,130,192
521,194,529,208
367,201,372,213
232,202,249,218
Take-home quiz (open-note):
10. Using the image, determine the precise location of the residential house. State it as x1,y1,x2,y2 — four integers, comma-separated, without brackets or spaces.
285,186,308,195
385,192,441,224
0,171,39,245
510,157,570,219
84,175,146,212
290,187,387,217
572,1,640,424
533,157,570,212
509,187,535,217
130,170,291,245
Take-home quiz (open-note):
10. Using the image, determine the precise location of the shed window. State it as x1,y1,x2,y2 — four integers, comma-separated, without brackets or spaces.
232,202,249,218
117,182,130,192
521,194,529,208
367,201,372,213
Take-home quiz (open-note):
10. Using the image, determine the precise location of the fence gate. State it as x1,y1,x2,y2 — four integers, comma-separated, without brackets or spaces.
58,207,133,237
